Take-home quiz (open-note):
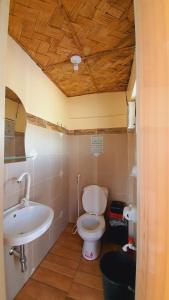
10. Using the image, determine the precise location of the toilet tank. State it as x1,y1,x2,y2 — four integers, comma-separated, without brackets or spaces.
82,185,108,216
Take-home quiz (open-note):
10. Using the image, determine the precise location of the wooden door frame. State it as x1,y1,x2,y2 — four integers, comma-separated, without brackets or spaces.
0,0,10,299
135,1,169,299
1,1,169,299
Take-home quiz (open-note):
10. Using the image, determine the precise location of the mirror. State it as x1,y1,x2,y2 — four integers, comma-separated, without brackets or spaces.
5,87,27,163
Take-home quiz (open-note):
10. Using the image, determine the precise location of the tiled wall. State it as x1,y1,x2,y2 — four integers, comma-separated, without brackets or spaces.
68,133,129,222
4,124,131,299
4,123,69,300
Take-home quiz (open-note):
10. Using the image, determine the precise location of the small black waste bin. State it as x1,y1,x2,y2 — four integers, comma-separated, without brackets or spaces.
100,251,136,300
105,200,128,246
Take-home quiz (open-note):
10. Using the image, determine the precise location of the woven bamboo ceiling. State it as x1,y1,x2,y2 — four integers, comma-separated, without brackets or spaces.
9,0,135,97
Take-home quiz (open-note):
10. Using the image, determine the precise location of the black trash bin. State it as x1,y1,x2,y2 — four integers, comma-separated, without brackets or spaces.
100,251,136,300
105,200,128,246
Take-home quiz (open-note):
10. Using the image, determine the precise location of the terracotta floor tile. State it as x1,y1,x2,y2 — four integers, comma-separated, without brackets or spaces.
41,253,78,278
74,270,103,291
32,266,73,292
68,283,104,300
63,223,75,234
58,230,81,241
50,244,81,262
15,224,110,300
44,252,79,270
57,233,83,252
15,279,66,300
78,257,102,277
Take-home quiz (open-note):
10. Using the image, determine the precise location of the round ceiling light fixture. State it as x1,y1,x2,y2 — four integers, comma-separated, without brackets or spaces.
70,55,82,71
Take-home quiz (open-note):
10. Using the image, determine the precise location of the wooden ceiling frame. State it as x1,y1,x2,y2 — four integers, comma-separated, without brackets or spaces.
9,0,135,97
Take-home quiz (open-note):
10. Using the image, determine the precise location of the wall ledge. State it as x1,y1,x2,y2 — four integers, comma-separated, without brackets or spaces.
68,127,127,135
27,113,127,135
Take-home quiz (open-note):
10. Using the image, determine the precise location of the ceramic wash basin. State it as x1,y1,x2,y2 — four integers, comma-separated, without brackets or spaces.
3,201,54,246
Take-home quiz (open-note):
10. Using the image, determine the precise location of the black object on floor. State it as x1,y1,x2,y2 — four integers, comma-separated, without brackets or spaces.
110,201,126,214
100,251,136,300
103,225,128,246
105,200,128,246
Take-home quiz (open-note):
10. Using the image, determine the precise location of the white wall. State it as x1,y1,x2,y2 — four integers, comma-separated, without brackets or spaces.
4,36,70,300
6,36,68,128
6,36,129,132
67,92,127,130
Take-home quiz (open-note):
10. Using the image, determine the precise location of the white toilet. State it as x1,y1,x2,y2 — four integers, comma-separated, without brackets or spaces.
77,185,108,260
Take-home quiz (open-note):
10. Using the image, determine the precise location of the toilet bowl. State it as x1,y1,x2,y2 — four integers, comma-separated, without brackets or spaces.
77,185,108,260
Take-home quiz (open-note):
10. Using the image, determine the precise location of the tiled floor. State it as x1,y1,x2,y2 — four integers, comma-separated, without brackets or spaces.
15,224,120,300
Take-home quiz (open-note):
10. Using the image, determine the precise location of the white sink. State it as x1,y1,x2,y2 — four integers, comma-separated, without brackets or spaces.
3,201,54,246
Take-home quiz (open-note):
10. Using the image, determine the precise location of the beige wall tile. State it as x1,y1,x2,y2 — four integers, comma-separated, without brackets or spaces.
4,124,69,300
4,124,134,299
68,133,129,222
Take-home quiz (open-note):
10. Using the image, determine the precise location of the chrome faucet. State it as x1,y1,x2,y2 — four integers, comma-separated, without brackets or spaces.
17,172,31,206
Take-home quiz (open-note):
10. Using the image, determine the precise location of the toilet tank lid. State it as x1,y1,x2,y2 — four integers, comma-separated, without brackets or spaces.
82,185,108,215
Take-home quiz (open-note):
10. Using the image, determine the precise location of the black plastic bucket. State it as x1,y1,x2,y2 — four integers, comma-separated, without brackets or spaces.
100,251,136,300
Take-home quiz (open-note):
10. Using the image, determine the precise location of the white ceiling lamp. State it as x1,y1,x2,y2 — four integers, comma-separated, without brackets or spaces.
70,55,82,71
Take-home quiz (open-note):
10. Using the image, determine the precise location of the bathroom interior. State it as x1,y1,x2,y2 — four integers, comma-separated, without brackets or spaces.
1,0,138,299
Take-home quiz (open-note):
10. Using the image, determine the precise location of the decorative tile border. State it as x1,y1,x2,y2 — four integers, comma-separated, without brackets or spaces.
26,113,127,135
26,113,68,134
68,127,127,135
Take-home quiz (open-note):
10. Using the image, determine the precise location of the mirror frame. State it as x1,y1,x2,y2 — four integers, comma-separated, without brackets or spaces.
4,87,27,163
